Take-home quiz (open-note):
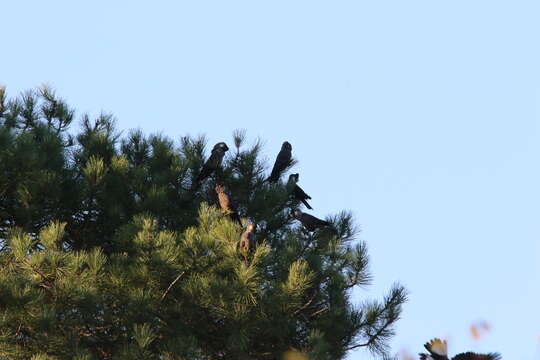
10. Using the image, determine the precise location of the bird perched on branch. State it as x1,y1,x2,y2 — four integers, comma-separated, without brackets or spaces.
419,338,501,360
287,173,313,209
265,141,292,183
215,183,241,224
293,209,330,232
196,142,229,184
238,223,257,265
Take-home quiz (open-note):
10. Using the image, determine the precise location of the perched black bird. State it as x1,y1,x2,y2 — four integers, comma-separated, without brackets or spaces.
265,141,292,183
287,173,313,210
215,183,241,224
196,142,229,183
419,338,501,360
293,209,330,232
238,223,257,265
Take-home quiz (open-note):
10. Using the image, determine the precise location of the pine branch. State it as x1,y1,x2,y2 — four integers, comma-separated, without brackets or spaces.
0,89,407,358
293,290,318,315
345,321,392,351
160,271,186,302
309,307,329,318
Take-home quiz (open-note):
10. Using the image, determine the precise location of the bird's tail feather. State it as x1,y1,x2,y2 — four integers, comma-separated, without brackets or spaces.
301,199,313,210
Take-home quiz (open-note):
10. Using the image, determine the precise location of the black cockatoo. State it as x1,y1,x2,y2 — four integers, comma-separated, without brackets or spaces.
293,209,330,232
287,173,313,209
215,183,241,224
419,338,501,360
196,142,229,183
238,223,256,265
265,141,292,183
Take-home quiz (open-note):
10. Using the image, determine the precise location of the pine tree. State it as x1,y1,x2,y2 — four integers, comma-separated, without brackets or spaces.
0,87,406,360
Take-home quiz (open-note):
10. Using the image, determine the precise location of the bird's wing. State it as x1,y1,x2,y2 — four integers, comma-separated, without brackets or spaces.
424,338,448,357
239,232,248,249
419,354,434,360
296,213,314,231
294,185,311,200
277,147,291,164
266,148,292,182
452,352,501,360
300,213,330,230
218,189,236,212
208,149,223,165
306,213,328,225
272,149,291,172
198,152,218,178
312,215,330,226
300,213,316,223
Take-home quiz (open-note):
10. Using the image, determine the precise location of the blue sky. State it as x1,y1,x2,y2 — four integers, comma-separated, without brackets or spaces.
3,1,539,358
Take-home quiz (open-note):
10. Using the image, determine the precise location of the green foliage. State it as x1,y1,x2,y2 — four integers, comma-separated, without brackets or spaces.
0,87,406,359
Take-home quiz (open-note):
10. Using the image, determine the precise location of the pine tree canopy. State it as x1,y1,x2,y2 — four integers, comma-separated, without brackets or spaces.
0,87,407,360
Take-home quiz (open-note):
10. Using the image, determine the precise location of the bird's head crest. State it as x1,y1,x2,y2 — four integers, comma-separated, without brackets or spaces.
214,142,229,152
289,173,299,182
282,141,292,151
215,183,225,193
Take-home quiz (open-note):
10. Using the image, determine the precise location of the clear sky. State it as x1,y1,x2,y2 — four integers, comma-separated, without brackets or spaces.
3,1,539,359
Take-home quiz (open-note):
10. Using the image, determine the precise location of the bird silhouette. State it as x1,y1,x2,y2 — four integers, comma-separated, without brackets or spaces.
196,142,229,184
238,223,257,266
265,141,292,183
419,338,501,360
293,209,330,232
288,173,313,209
215,183,241,224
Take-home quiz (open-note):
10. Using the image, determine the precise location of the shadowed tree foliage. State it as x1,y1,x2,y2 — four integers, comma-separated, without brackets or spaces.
0,87,406,360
